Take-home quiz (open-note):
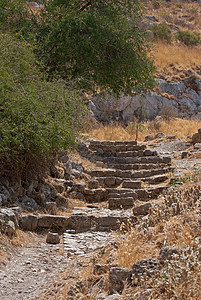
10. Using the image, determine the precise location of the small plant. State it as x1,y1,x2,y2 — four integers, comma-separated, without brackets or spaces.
151,23,172,43
175,2,182,9
153,0,162,9
176,30,201,46
170,173,200,186
184,75,200,93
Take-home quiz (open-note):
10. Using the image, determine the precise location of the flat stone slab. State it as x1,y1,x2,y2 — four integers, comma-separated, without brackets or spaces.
38,215,69,229
67,207,136,231
63,231,121,256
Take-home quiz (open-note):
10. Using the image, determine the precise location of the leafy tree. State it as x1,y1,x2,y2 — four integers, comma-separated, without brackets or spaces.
0,0,155,94
0,33,86,179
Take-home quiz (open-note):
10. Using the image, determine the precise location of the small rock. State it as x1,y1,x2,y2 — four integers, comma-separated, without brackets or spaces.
181,151,189,159
21,195,38,211
194,143,201,149
45,202,57,215
4,220,16,237
145,134,154,142
55,194,68,207
155,132,166,139
93,264,109,275
133,203,152,216
167,135,176,140
109,267,132,294
96,161,104,168
88,180,99,189
159,246,179,262
20,215,38,231
0,208,19,227
133,289,153,300
132,258,159,279
46,232,60,244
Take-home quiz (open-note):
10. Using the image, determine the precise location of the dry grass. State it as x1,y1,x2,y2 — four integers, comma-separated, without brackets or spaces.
86,118,201,142
153,42,201,81
0,230,34,264
147,1,201,32
116,182,201,299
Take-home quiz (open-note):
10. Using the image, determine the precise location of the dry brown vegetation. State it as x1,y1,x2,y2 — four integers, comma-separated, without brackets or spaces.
85,118,201,142
0,230,34,264
38,182,201,299
145,1,201,81
152,42,201,81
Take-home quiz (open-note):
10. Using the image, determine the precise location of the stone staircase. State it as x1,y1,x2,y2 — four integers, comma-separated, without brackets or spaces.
81,140,173,210
21,140,173,234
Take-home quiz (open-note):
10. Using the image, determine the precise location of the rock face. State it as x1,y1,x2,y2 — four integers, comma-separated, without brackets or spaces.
90,78,201,123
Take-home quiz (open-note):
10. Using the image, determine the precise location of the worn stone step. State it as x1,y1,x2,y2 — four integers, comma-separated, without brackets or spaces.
88,169,132,178
108,186,165,201
131,168,171,179
89,167,171,181
109,197,134,209
38,215,69,229
136,186,165,199
83,188,108,203
122,180,142,189
94,149,157,158
142,174,169,184
106,163,172,171
67,207,137,232
98,177,123,187
102,156,171,165
89,141,146,152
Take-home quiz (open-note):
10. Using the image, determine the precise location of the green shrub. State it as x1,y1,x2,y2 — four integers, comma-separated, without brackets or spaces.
0,34,86,180
176,30,201,46
0,0,155,95
151,23,172,43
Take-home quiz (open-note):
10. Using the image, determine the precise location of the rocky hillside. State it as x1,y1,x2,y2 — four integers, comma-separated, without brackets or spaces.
89,0,201,123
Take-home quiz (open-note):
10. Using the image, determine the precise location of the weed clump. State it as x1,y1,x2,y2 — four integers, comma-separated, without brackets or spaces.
151,23,172,43
176,30,201,46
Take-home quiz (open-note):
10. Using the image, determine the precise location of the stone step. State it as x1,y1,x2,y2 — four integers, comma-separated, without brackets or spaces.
131,168,171,179
83,188,108,203
88,167,171,180
106,163,172,171
109,197,134,209
28,208,137,232
94,149,157,158
141,174,169,184
89,141,146,152
66,206,137,232
102,156,171,165
122,180,142,189
108,186,166,201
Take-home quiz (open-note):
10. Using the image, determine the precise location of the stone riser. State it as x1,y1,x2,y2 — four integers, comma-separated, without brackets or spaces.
88,167,171,180
83,184,166,203
102,156,171,165
67,214,137,232
94,149,157,158
89,144,146,152
107,163,172,171
26,213,137,232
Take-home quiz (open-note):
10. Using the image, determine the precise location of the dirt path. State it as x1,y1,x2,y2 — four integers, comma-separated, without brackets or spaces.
0,230,119,300
0,235,71,300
